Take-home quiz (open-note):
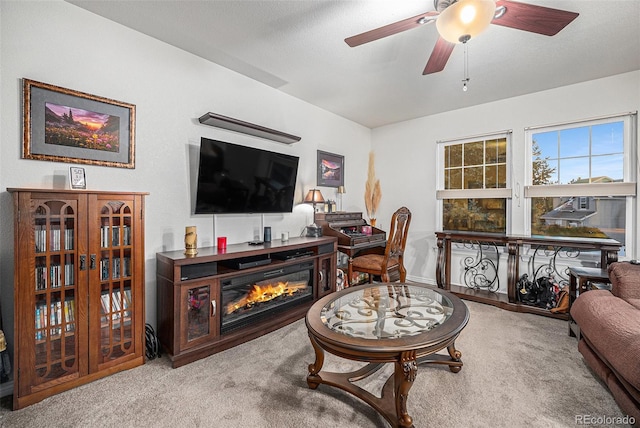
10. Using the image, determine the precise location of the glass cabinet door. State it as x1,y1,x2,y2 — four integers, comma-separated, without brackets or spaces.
28,198,85,391
317,255,336,298
90,197,137,371
180,281,219,351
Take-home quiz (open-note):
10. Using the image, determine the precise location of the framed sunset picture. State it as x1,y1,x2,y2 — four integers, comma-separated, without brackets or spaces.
23,79,136,168
317,150,344,187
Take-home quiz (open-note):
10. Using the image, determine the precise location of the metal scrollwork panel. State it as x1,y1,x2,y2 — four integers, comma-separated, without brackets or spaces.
526,245,582,285
460,241,500,292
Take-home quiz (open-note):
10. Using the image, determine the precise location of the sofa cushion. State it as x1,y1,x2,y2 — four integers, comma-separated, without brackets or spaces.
608,262,640,308
571,290,640,392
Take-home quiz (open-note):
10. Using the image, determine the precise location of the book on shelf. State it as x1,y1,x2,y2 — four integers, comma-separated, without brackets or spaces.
113,289,132,317
35,306,45,340
113,226,120,246
101,225,110,248
64,298,75,332
99,289,132,326
34,225,75,253
50,226,60,252
50,264,61,289
113,258,121,279
35,263,75,290
65,262,74,286
101,257,131,281
101,224,131,247
35,264,47,290
35,298,76,340
64,228,74,250
123,225,131,246
35,225,46,253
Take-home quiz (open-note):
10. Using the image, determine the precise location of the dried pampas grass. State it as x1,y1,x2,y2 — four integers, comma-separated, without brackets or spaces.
364,152,381,220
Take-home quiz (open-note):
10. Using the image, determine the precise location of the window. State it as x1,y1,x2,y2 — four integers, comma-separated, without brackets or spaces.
578,197,587,210
525,114,637,255
437,132,511,233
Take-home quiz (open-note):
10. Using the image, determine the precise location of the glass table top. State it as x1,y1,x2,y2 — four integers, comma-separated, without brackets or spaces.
320,284,454,340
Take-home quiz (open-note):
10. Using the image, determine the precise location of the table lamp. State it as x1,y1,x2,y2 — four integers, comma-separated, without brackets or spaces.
304,189,324,236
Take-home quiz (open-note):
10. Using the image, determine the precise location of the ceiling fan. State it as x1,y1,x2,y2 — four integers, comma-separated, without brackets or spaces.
345,0,579,75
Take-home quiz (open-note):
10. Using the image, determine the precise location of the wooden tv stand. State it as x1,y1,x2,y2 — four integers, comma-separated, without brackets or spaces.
156,236,337,368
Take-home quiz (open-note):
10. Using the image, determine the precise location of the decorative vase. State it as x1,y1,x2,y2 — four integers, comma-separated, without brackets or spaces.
370,218,376,227
184,226,198,256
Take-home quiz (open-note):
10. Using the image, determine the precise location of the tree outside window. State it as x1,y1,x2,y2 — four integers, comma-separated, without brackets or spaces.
529,120,628,246
441,137,508,233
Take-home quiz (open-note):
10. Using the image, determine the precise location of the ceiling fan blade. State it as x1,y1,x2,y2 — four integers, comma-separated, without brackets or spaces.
423,37,455,75
493,0,579,36
345,11,438,47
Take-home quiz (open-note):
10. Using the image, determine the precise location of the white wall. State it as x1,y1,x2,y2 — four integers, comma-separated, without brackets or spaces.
372,70,640,285
0,0,371,354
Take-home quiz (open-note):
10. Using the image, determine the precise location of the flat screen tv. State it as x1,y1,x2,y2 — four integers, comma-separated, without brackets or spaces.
195,138,299,214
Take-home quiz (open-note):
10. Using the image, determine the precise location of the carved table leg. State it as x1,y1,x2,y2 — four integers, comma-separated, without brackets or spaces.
394,350,417,428
447,342,463,373
307,334,325,389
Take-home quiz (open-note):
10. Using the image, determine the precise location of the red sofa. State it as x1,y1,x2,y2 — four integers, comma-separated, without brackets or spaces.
570,262,640,423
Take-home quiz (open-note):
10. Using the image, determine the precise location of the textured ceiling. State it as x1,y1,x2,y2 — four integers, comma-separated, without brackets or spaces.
67,0,640,129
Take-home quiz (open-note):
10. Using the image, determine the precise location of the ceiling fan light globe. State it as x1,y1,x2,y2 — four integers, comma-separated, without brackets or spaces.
436,0,496,44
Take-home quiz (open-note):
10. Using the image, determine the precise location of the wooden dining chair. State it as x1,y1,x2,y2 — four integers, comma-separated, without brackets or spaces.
351,207,412,283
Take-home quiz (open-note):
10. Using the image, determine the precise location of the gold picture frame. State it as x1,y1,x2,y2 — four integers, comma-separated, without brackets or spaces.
23,78,136,168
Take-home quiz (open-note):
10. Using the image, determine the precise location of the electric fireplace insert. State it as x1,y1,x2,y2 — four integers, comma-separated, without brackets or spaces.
220,261,314,334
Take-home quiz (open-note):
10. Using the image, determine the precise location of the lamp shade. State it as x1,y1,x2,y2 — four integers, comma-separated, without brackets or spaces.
304,189,325,204
436,0,496,44
337,185,346,194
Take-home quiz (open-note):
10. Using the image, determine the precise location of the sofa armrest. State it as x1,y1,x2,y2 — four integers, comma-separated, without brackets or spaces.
608,262,640,309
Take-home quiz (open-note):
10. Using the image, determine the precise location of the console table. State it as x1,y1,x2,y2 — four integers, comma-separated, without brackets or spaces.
435,231,621,319
156,236,337,367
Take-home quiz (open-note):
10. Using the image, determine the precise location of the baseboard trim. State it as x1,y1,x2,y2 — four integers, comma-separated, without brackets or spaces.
405,275,437,286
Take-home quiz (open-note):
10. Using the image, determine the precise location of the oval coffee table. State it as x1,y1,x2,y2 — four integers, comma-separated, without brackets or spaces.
306,283,469,428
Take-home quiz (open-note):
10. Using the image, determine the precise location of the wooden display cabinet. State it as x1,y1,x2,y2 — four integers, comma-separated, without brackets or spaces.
8,188,147,409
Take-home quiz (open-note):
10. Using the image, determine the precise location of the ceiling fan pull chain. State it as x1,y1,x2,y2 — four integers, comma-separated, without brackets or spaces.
462,42,470,92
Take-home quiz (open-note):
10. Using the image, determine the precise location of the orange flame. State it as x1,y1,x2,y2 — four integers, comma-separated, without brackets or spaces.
226,281,307,315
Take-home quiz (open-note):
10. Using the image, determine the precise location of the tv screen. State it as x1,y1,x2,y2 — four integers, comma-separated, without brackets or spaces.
195,138,299,214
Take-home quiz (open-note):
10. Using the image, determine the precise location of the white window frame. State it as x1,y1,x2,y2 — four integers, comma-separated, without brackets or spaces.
523,112,637,256
578,197,587,210
436,130,512,232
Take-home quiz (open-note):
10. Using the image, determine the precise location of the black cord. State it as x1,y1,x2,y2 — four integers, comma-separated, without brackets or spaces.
145,323,160,361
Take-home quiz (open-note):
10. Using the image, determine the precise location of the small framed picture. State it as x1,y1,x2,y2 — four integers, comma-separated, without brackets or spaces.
69,166,86,189
317,150,344,188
